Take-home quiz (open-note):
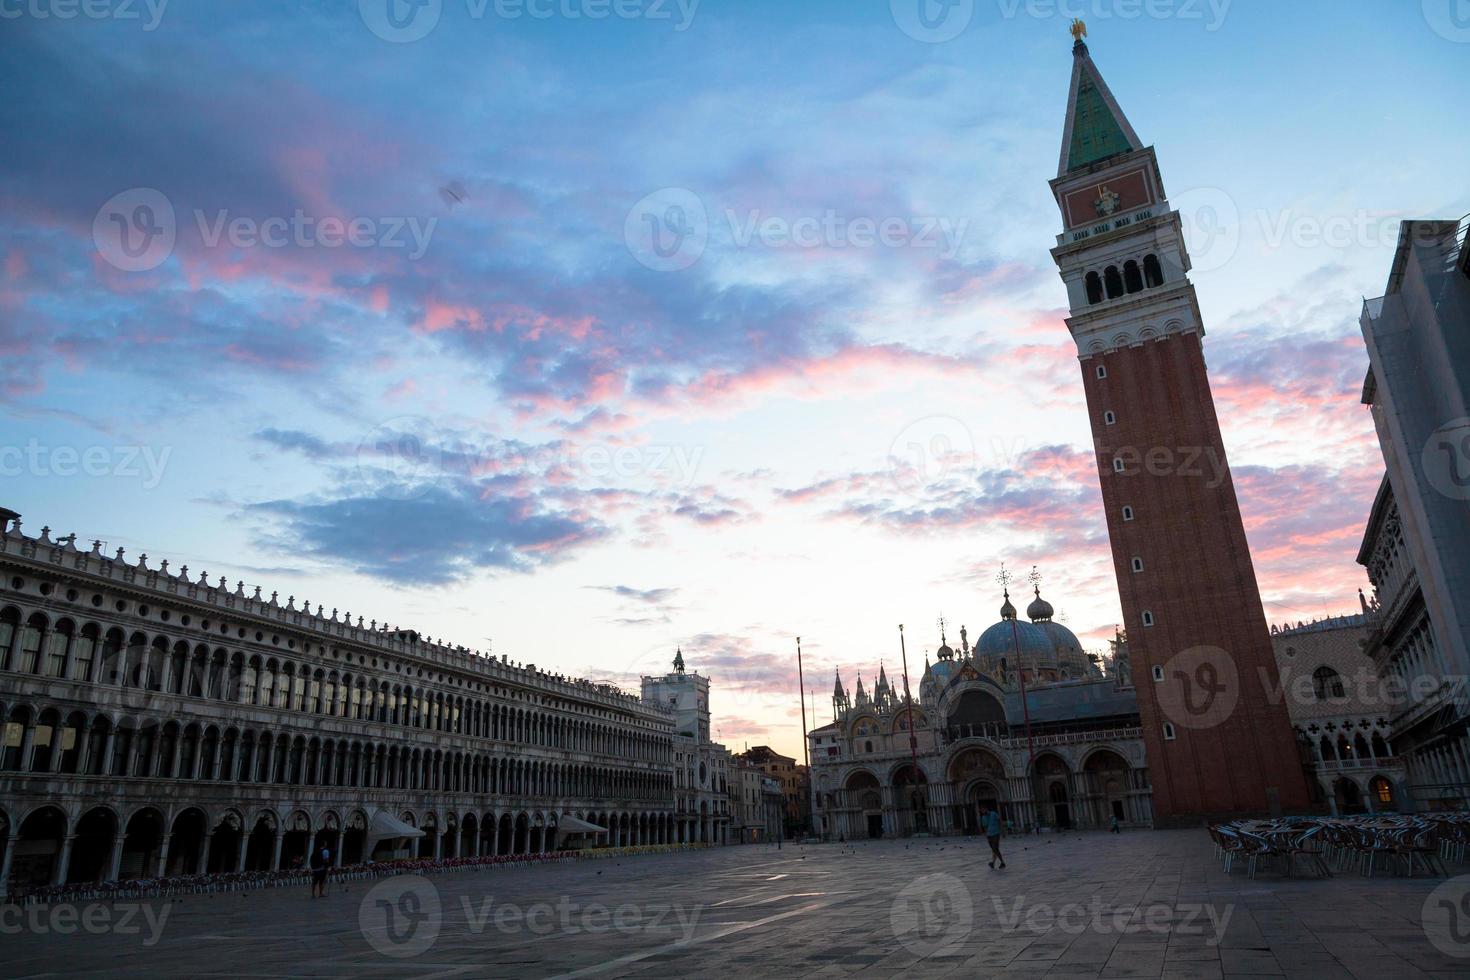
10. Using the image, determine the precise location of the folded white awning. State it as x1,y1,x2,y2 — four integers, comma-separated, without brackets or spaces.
556,815,606,834
368,809,426,847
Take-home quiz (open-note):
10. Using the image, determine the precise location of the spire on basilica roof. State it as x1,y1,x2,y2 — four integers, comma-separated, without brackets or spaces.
1057,24,1142,177
833,668,844,698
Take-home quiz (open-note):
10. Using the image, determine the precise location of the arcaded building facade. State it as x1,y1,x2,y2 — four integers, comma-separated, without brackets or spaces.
808,590,1154,839
1269,609,1406,815
0,513,681,898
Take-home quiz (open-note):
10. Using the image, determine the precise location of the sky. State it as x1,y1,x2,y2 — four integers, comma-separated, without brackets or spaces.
3,0,1468,761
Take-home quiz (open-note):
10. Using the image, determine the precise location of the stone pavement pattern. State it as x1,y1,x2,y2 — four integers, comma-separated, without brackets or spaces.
3,830,1470,978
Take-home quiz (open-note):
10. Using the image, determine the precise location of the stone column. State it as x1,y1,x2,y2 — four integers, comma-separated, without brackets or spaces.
107,833,126,881
237,832,250,872
433,832,442,861
270,831,284,871
156,833,173,877
17,724,35,773
198,830,213,874
0,832,17,899
52,835,75,886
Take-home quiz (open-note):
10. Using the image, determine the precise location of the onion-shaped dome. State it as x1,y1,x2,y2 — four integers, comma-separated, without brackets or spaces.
974,617,1055,666
1026,587,1055,622
999,593,1018,621
1035,619,1087,673
929,658,959,688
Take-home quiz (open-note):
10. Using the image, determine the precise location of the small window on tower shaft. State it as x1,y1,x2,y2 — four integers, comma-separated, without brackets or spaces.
1096,365,1108,380
1163,722,1177,741
1131,557,1144,573
1151,665,1164,682
1142,610,1155,627
1104,410,1116,425
1112,457,1126,473
1122,505,1134,521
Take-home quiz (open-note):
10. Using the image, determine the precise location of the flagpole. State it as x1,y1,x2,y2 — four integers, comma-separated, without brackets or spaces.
796,636,811,839
898,625,923,830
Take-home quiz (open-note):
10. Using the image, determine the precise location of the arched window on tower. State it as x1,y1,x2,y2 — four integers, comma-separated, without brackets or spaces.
1085,271,1103,305
1104,266,1123,299
1144,254,1163,287
1123,260,1143,294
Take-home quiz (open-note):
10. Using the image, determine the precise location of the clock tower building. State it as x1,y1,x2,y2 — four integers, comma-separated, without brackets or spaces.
1048,24,1311,824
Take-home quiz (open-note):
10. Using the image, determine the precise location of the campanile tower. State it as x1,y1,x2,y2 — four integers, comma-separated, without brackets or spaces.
1048,23,1311,824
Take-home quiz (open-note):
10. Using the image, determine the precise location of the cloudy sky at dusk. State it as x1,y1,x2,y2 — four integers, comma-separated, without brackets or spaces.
3,0,1467,759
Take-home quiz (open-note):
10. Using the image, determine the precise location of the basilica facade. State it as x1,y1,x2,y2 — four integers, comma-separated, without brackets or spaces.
0,511,689,899
807,588,1153,839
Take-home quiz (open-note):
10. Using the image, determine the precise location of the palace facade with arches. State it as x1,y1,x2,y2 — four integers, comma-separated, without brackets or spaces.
0,511,689,899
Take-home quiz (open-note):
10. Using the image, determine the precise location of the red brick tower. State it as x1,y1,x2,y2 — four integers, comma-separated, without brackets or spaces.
1048,24,1311,824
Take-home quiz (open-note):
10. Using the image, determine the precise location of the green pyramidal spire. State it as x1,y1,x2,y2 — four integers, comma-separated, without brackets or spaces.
1059,33,1142,176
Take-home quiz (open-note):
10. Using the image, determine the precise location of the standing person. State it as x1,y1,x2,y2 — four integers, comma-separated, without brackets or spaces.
310,844,331,898
1110,814,1121,835
980,805,1005,869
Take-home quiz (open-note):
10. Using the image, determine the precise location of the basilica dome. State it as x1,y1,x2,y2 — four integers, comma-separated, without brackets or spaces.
974,592,1056,669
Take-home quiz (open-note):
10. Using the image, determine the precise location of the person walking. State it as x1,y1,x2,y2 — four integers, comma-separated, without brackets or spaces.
980,805,1005,869
309,844,331,898
1110,814,1121,835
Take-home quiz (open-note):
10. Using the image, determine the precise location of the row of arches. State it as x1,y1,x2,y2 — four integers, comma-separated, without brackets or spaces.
1084,254,1164,304
818,745,1148,839
0,607,668,762
0,803,683,895
0,700,673,801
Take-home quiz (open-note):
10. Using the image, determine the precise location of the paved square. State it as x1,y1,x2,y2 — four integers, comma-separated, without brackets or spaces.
4,830,1470,978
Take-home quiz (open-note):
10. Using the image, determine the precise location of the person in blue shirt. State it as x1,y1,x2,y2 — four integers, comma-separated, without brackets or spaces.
979,805,1005,869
